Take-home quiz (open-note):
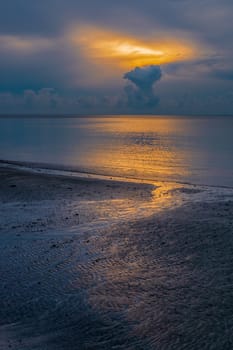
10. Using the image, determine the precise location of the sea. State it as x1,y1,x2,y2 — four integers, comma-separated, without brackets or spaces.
0,115,233,187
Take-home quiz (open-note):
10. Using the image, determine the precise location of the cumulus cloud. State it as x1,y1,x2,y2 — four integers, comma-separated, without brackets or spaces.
123,65,162,110
124,65,162,92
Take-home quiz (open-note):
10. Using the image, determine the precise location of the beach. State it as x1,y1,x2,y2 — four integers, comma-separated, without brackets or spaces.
1,165,233,349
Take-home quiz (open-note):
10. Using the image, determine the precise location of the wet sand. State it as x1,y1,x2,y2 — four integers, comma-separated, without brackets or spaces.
1,167,233,349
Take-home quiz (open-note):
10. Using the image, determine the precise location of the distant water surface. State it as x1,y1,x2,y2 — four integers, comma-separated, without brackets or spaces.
1,115,233,187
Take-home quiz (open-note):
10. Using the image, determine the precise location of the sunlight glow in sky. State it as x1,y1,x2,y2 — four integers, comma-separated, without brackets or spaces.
69,25,198,69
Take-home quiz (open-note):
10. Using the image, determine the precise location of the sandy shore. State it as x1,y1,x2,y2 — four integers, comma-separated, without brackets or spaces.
1,166,233,349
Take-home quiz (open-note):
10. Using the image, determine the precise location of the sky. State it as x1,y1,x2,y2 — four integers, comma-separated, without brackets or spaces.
0,0,233,115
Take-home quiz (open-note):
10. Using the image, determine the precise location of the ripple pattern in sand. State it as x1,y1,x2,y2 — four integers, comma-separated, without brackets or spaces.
1,200,233,349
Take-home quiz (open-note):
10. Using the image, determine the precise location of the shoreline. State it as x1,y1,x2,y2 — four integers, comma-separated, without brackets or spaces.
1,166,233,349
2,158,233,191
0,159,155,187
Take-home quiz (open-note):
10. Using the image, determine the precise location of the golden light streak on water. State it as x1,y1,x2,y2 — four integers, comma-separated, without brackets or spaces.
70,117,194,182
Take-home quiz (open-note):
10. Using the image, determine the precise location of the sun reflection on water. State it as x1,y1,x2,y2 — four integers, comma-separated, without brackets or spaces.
70,117,196,183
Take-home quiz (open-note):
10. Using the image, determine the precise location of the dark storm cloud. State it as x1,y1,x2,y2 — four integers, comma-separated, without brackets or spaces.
124,66,162,93
1,0,232,42
123,84,160,111
123,66,162,110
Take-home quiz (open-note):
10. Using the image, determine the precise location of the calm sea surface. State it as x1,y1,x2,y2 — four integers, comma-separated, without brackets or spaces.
1,115,233,187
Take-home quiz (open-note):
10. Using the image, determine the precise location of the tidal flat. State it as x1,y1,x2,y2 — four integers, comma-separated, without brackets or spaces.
1,166,233,349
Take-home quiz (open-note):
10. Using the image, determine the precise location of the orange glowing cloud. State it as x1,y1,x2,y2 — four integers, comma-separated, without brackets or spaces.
69,25,200,70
